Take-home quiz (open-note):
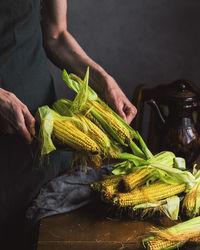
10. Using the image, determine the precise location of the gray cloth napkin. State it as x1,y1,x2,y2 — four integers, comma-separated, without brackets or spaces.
26,165,113,224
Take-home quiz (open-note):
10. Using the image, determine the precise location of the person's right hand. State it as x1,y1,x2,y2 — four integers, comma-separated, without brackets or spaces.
0,88,35,144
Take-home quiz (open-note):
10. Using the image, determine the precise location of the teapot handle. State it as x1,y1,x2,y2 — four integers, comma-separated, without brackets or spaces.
147,99,165,124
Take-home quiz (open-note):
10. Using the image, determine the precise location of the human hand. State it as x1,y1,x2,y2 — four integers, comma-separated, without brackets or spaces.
0,88,35,143
103,76,137,124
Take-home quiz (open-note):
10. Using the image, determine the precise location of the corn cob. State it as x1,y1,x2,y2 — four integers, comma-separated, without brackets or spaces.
90,181,102,192
75,114,111,152
87,100,132,144
144,238,181,250
91,175,123,201
113,182,186,207
53,120,100,154
182,181,200,218
88,153,103,168
120,168,154,192
62,68,133,145
91,174,123,192
101,183,119,202
84,110,104,130
143,216,200,250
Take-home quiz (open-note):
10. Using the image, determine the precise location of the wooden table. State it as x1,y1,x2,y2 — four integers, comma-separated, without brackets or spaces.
37,201,175,250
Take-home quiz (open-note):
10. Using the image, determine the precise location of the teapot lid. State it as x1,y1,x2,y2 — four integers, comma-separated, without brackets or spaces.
168,81,198,108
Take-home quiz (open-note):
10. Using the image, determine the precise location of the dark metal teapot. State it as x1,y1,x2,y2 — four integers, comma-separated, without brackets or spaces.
148,81,200,169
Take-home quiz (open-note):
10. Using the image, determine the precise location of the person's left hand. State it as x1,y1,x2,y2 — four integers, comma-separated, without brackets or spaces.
103,76,137,125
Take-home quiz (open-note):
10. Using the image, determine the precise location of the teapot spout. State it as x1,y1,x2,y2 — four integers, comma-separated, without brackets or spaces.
147,99,165,124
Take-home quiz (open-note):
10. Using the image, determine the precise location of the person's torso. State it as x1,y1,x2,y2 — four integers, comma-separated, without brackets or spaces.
0,0,55,114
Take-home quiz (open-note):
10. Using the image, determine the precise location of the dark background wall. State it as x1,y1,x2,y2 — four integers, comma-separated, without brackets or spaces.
48,0,200,103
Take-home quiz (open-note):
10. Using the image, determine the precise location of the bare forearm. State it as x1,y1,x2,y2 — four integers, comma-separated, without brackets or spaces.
41,0,137,123
43,30,112,99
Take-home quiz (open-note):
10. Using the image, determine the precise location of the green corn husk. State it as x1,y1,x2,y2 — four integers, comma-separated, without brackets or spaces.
173,157,186,170
53,102,123,160
52,99,73,117
118,153,146,166
147,151,175,167
142,216,200,250
129,140,146,159
61,68,155,160
112,151,175,176
69,67,89,114
53,72,124,159
149,163,195,192
67,71,98,100
35,105,56,155
36,105,82,155
112,160,134,175
136,131,153,159
89,108,128,147
129,196,180,221
36,105,102,157
68,71,138,140
182,181,200,218
112,154,195,191
62,68,137,147
182,171,200,218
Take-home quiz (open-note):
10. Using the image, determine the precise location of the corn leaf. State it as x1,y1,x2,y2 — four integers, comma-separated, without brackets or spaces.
62,68,98,100
143,216,200,250
118,153,146,165
36,105,56,155
69,73,98,100
173,157,186,170
161,196,180,221
70,67,89,114
52,99,73,117
132,196,180,221
136,131,153,159
62,69,80,93
195,170,200,181
64,68,138,140
129,140,146,159
193,182,200,217
158,216,200,242
150,163,195,191
112,161,133,175
146,151,175,167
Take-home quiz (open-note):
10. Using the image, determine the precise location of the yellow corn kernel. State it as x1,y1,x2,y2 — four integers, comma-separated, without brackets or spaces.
121,168,154,192
182,181,200,218
85,111,103,129
113,182,186,207
91,175,122,191
145,238,179,250
101,175,123,188
100,175,123,202
53,120,100,154
88,100,132,144
75,114,111,151
101,183,119,202
91,175,122,192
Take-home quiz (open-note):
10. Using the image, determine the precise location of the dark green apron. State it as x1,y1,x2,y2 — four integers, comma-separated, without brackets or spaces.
0,0,72,246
